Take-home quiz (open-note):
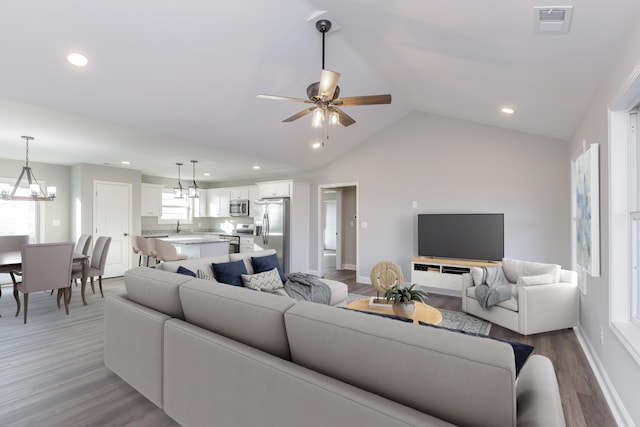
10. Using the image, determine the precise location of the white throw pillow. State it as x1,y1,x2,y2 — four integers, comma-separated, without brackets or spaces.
501,258,561,283
241,268,284,291
470,267,484,286
197,269,215,281
516,274,554,286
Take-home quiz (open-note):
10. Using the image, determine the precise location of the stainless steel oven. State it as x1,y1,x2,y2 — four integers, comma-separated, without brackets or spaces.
229,199,249,216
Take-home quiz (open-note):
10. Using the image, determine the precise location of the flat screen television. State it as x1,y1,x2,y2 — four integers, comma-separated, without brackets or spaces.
418,213,504,261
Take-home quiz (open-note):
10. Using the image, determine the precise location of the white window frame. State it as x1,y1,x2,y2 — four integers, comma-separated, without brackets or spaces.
158,189,193,225
609,76,640,365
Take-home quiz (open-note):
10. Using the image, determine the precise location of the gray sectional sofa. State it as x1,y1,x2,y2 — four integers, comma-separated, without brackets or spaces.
104,250,566,427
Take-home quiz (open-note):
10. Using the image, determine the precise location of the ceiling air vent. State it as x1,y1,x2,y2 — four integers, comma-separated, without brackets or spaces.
534,6,574,33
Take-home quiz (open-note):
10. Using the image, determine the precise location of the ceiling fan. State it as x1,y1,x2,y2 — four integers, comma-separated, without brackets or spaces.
256,19,391,127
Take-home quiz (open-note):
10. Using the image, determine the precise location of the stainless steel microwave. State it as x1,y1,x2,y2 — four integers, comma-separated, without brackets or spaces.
229,199,249,216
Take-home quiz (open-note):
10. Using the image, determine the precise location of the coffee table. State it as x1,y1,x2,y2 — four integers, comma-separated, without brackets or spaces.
347,298,443,325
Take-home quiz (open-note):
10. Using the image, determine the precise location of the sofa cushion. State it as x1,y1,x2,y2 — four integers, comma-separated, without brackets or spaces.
241,268,284,291
179,279,295,360
124,266,190,319
285,301,517,427
516,274,554,286
211,260,247,287
502,258,560,283
251,253,286,283
417,322,534,376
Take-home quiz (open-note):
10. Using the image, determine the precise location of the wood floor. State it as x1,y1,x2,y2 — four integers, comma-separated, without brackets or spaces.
323,254,616,427
0,259,616,427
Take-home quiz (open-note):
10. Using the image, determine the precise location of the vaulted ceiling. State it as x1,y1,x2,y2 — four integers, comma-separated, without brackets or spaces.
1,1,638,182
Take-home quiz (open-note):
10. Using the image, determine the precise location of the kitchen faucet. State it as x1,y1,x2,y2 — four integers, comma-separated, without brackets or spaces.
176,220,181,234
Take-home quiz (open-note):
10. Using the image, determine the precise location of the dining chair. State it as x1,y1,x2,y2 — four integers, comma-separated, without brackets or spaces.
10,242,74,324
150,238,187,263
71,236,111,298
75,234,92,256
0,234,30,253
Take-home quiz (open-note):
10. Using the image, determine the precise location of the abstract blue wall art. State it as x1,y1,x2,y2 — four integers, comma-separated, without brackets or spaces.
575,143,600,277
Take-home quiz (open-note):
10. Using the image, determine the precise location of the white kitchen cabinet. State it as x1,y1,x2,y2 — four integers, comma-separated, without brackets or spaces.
196,189,208,217
230,186,253,200
239,236,254,253
141,183,163,216
257,181,291,198
206,188,231,217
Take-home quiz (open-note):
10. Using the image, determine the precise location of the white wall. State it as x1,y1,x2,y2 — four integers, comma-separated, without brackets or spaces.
568,13,640,426
310,111,571,283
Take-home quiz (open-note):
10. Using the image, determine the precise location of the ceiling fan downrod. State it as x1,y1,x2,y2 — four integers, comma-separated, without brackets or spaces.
316,19,332,70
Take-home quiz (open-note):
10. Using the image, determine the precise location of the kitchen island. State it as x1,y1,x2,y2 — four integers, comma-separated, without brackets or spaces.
160,236,230,258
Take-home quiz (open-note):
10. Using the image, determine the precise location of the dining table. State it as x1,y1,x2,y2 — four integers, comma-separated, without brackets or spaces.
0,250,90,316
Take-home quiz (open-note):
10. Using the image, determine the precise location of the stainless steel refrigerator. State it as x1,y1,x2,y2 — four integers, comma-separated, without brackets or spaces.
253,198,290,273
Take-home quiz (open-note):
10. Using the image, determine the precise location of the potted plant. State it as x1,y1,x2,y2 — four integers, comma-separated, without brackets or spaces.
384,284,429,317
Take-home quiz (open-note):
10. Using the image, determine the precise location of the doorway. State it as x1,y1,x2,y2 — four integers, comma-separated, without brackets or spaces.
318,183,358,282
93,181,132,277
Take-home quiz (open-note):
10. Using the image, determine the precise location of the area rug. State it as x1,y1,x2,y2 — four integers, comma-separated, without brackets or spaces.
346,294,491,335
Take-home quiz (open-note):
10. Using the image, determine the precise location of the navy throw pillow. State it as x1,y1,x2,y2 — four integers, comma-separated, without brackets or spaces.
251,253,286,283
176,266,196,277
211,260,248,287
340,307,413,323
418,321,534,376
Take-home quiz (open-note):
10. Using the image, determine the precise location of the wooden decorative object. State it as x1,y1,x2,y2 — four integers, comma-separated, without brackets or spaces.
370,261,404,295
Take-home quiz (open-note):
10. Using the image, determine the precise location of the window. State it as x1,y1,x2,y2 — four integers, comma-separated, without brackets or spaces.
159,189,193,224
630,111,640,325
0,177,38,284
0,178,38,240
610,88,640,364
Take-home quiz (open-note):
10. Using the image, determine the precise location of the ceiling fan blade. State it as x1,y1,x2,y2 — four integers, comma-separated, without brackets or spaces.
333,94,392,106
256,94,312,103
283,107,315,123
318,69,341,100
333,106,356,127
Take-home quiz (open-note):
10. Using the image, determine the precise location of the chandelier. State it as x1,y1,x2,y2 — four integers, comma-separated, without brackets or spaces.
174,162,184,199
0,136,56,202
188,160,199,198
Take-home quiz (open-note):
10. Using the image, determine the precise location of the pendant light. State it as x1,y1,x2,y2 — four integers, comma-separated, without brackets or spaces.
174,162,184,199
0,136,56,201
188,160,199,198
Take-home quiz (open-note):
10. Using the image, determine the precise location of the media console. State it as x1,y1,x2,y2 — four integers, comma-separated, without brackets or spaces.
411,257,500,297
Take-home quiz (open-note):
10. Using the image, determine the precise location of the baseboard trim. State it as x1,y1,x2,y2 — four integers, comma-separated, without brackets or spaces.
340,264,356,271
574,325,635,427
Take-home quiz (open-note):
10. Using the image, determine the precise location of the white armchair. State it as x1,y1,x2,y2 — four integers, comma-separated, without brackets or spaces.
461,258,578,335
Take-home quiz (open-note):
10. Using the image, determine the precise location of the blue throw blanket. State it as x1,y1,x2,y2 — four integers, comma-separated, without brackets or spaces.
284,273,332,305
475,266,512,311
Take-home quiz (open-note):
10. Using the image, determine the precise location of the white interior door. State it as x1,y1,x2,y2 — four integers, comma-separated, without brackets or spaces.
94,181,131,277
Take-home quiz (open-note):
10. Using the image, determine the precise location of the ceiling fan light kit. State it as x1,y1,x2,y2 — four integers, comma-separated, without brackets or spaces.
256,19,391,133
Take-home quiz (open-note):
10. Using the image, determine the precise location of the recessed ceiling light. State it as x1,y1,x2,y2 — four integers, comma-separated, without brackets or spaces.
253,165,261,170
120,161,130,165
501,107,515,115
312,142,322,149
66,52,88,67
203,172,211,177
